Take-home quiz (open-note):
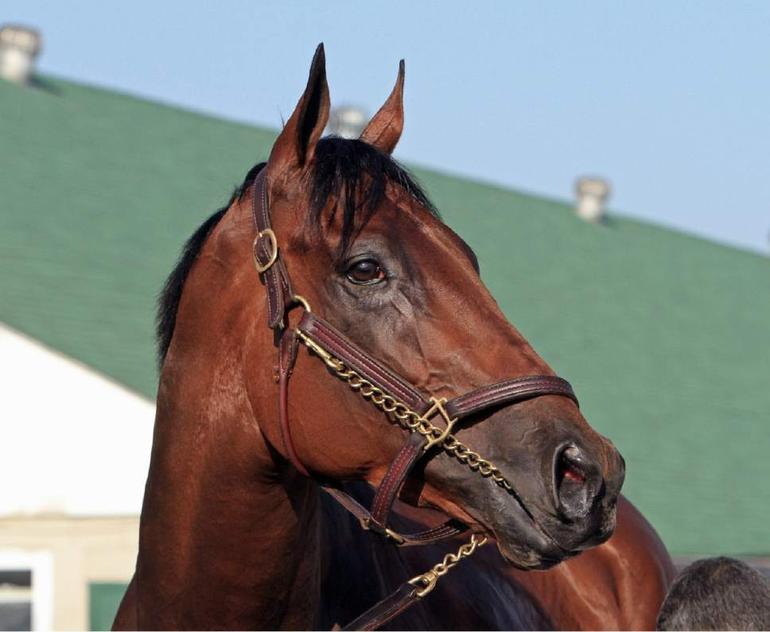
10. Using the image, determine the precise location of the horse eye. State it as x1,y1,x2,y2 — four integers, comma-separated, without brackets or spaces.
346,259,385,285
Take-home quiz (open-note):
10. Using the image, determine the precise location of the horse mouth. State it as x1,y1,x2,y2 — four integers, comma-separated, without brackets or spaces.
487,500,581,570
492,525,580,570
485,484,618,570
452,477,605,570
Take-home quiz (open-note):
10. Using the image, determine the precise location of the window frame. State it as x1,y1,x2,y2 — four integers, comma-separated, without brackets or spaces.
0,550,53,631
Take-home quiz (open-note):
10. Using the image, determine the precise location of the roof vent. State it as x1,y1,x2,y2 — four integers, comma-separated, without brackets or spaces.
0,25,42,85
575,177,611,223
328,105,368,139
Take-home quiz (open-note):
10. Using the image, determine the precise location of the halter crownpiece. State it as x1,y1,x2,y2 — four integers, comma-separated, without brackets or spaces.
251,168,578,630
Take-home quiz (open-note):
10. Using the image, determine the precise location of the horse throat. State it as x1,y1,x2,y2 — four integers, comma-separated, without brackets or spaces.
133,346,323,629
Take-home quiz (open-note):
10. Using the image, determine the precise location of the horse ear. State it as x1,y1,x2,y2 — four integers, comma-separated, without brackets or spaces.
359,60,405,155
268,43,330,174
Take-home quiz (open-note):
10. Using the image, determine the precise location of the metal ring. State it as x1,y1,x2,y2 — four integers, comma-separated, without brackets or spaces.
253,228,278,274
290,294,312,313
408,572,438,598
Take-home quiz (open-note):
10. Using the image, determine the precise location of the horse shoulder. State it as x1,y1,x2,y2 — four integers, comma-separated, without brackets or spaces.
508,495,675,630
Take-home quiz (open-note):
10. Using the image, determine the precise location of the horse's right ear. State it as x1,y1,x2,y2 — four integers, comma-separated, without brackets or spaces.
268,43,330,178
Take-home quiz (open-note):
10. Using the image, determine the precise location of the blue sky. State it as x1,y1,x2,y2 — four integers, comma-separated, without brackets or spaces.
7,1,770,255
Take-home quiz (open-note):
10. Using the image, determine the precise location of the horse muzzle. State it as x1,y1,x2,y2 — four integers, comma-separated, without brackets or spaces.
455,430,625,570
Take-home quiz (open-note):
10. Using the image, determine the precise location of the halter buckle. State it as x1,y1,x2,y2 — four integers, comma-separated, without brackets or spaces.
360,517,405,544
253,228,278,274
289,294,312,314
421,397,457,452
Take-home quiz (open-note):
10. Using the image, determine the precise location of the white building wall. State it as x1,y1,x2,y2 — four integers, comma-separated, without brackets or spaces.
0,323,155,517
0,323,154,629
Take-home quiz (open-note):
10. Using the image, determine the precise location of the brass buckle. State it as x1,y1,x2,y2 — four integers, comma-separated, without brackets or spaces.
253,228,278,273
421,397,457,451
360,518,405,544
289,294,312,314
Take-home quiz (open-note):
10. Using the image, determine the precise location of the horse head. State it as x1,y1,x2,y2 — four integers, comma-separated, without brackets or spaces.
236,45,625,570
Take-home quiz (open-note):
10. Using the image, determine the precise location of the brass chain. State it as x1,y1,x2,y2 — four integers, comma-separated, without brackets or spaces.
408,533,488,597
295,329,513,492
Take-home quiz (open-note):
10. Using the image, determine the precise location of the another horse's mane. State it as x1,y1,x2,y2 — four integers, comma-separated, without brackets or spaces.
156,137,437,364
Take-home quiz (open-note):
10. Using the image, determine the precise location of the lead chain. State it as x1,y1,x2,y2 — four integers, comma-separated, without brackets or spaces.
408,533,488,597
295,329,513,492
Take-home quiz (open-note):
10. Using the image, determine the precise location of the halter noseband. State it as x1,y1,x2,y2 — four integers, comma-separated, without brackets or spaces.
251,169,578,629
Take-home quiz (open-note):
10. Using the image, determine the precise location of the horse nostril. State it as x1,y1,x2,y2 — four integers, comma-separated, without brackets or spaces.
553,444,602,521
560,446,587,484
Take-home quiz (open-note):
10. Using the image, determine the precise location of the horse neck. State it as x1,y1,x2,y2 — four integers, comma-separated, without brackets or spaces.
135,338,323,629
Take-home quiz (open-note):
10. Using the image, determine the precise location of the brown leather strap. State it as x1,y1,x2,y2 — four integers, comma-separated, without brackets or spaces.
252,170,293,331
367,433,465,545
319,485,377,527
299,313,426,412
340,583,418,631
446,375,578,419
320,484,464,547
370,433,425,528
396,520,466,545
278,331,308,476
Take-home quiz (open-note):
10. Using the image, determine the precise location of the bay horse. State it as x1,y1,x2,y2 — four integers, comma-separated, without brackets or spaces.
114,45,674,630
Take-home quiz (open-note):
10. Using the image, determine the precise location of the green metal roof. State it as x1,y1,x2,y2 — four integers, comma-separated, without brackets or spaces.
2,77,768,557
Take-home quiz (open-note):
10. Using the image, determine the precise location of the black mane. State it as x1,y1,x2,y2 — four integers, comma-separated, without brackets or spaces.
156,138,437,364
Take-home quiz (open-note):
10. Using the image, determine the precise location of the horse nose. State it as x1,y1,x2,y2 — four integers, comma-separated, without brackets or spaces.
551,443,606,521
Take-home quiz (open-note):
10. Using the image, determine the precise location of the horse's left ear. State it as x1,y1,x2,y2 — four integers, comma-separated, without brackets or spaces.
268,43,330,175
359,60,405,155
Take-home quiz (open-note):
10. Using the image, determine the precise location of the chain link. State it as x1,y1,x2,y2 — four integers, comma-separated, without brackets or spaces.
408,533,488,597
295,329,513,492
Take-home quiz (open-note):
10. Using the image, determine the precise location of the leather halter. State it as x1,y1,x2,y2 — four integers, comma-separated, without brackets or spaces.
251,168,578,629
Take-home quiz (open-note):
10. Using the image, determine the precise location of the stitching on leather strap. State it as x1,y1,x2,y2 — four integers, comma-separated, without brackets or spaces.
447,376,578,418
252,172,279,325
304,315,425,408
312,323,422,407
278,332,308,476
341,583,417,631
371,434,424,523
405,522,465,543
252,170,289,331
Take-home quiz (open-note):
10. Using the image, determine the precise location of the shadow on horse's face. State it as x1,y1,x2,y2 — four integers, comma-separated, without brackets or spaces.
254,48,625,570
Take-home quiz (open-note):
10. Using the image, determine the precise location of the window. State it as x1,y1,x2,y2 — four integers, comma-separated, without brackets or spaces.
0,552,52,631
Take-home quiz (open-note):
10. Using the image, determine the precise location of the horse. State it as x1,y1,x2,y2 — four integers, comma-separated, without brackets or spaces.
113,44,674,630
656,557,770,630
